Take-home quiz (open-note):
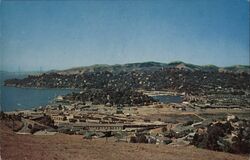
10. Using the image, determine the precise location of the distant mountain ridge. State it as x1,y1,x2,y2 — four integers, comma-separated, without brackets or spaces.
53,61,250,75
4,61,249,95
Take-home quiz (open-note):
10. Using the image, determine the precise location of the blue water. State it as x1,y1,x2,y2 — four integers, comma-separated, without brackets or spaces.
0,85,182,111
0,86,76,112
153,95,182,103
0,73,181,112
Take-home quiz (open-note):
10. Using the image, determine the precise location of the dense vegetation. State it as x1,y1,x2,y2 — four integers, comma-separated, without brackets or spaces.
5,67,250,96
63,89,157,106
192,119,250,154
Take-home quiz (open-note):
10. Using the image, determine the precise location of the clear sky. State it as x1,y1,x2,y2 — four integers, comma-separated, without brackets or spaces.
1,0,249,71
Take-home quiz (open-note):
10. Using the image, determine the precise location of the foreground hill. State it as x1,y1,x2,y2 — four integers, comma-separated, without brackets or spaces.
0,121,248,160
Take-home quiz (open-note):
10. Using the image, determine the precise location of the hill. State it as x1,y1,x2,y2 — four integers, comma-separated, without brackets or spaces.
0,121,248,160
54,61,249,75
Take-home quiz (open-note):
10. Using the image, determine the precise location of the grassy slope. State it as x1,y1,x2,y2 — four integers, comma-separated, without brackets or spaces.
0,121,248,160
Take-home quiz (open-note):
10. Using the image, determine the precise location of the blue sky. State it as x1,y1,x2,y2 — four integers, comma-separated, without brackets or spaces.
1,0,249,71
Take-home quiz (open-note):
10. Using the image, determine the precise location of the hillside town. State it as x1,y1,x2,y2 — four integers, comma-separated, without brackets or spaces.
5,66,250,96
1,0,249,159
5,63,250,108
2,63,250,155
1,97,250,154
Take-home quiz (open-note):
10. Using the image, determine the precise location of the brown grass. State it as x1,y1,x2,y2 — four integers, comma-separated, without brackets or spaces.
0,121,249,160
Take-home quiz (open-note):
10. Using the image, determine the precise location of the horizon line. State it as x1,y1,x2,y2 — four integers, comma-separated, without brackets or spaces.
1,60,249,73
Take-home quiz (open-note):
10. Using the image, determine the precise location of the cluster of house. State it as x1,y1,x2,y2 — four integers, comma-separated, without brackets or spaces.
11,106,167,136
50,112,134,126
6,65,250,99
